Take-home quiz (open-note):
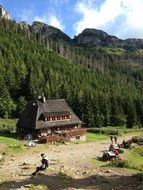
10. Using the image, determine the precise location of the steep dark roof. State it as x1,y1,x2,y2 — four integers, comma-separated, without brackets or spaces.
16,101,38,131
17,99,82,131
42,111,70,117
36,99,82,129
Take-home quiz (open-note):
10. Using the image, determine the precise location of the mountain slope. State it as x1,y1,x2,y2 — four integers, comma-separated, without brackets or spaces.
24,22,143,73
0,18,143,128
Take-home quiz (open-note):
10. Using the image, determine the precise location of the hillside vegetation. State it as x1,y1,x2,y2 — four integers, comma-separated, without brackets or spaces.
0,18,143,128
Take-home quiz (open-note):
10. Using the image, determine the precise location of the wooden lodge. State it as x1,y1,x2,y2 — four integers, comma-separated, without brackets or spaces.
16,97,86,142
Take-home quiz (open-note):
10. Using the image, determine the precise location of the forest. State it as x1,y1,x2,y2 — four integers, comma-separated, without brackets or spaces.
0,18,143,128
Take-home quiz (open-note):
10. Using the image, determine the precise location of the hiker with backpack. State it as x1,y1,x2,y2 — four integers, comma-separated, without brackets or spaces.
32,153,48,176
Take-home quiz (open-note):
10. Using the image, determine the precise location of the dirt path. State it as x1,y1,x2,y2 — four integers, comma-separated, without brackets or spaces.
0,134,142,190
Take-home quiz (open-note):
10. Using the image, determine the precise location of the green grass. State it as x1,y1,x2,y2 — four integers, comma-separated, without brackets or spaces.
126,147,143,171
0,134,18,144
21,184,48,190
91,158,107,167
0,119,24,154
0,134,24,154
106,146,143,172
122,168,143,174
0,118,17,132
86,132,108,142
87,127,143,136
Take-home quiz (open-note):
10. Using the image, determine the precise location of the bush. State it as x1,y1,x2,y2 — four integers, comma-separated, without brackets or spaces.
108,158,130,168
132,136,143,144
87,128,119,136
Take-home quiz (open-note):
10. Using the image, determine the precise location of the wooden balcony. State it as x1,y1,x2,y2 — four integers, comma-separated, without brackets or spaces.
39,128,86,143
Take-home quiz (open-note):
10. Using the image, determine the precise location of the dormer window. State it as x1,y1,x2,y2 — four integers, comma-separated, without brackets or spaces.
62,116,65,120
40,111,71,122
66,115,70,119
52,117,56,121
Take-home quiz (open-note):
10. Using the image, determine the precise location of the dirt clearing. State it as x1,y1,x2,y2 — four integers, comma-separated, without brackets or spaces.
0,135,143,190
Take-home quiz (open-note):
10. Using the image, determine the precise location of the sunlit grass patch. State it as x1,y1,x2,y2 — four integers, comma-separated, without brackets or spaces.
107,146,143,172
0,135,17,144
0,119,17,132
86,132,108,142
127,147,143,171
0,135,24,154
23,184,48,190
91,158,108,167
122,168,143,174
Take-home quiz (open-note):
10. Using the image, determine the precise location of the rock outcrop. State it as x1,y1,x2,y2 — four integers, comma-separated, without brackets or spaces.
29,21,72,45
73,28,143,49
0,5,11,20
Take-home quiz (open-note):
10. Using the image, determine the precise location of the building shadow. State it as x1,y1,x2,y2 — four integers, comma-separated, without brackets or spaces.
0,172,142,190
0,132,17,139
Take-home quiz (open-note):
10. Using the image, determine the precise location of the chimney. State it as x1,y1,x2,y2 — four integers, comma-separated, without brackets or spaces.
43,96,46,103
38,95,46,103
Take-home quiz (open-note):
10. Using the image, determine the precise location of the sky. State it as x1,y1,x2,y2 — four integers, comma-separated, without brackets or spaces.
0,0,143,39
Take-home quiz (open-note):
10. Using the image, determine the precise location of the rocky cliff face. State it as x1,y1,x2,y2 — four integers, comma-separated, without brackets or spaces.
73,28,110,46
0,5,11,20
74,28,143,49
26,22,143,49
29,21,72,44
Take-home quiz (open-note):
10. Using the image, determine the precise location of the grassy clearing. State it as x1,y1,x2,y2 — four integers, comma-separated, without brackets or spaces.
91,159,143,173
86,132,108,142
122,168,143,174
91,158,107,167
87,127,143,137
105,146,143,172
0,119,24,154
126,147,143,171
0,118,17,132
0,133,17,143
0,134,24,154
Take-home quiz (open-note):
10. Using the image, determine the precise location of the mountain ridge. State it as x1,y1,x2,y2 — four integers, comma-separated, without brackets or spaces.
1,4,143,49
19,21,143,49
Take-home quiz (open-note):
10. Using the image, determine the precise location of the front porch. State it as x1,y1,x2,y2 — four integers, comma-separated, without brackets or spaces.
38,128,86,143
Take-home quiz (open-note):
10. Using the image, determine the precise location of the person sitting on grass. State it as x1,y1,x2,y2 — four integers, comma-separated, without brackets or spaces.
32,153,48,176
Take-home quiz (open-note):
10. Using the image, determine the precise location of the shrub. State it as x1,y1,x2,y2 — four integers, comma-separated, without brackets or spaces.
132,136,143,144
87,128,119,136
108,158,130,168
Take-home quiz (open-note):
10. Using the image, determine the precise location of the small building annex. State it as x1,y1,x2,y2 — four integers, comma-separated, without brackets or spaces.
16,97,86,142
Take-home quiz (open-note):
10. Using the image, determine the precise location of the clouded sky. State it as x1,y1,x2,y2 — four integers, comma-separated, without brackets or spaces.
0,0,143,39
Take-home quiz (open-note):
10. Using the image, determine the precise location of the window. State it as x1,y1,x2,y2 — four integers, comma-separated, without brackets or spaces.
62,116,65,120
47,117,50,121
66,115,70,119
57,116,60,120
52,117,56,121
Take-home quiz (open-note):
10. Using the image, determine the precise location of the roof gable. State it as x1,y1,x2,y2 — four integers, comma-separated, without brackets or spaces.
17,99,82,131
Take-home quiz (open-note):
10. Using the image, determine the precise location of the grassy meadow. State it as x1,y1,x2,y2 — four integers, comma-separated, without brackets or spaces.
126,147,143,171
0,119,24,154
86,132,108,142
0,118,17,132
